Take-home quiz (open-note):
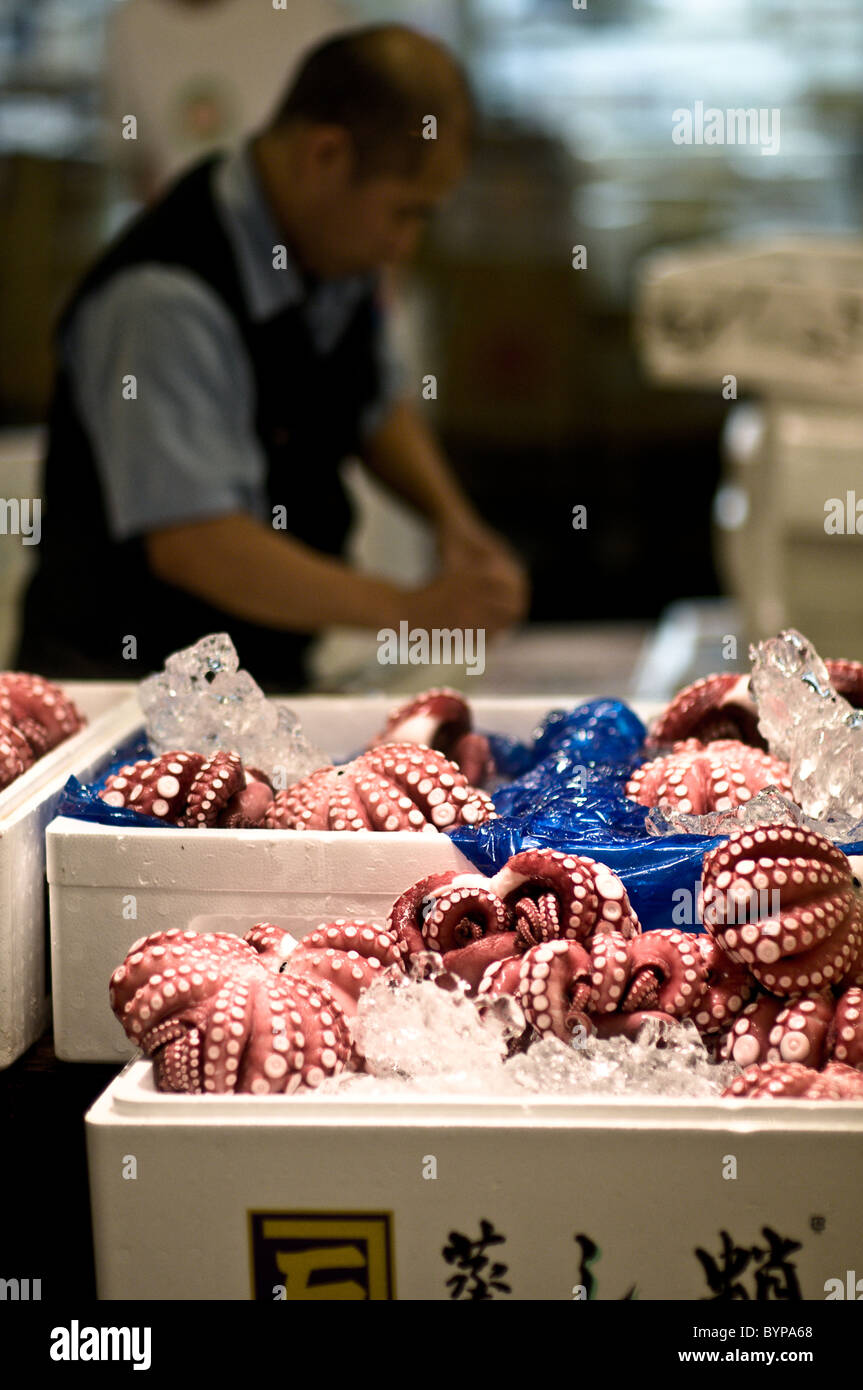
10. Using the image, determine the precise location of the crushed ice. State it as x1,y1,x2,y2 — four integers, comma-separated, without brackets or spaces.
749,628,863,838
317,971,739,1098
644,786,805,839
644,629,863,842
138,633,328,785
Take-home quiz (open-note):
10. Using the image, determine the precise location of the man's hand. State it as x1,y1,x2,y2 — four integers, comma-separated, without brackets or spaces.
405,514,529,639
436,514,525,606
436,512,530,628
362,403,530,630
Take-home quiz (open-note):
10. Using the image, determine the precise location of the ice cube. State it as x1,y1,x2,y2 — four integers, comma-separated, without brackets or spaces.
750,628,863,831
138,633,330,782
316,975,737,1099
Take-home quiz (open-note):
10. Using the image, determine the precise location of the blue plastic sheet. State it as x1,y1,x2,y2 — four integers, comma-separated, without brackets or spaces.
56,733,175,830
454,700,863,935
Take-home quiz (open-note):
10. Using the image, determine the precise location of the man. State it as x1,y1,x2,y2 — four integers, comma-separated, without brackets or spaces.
19,25,528,688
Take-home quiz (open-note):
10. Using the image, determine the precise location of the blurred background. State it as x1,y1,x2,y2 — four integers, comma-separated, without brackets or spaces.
1,0,862,695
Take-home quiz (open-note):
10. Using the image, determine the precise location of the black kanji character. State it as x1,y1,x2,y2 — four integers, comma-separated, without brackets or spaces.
443,1219,511,1300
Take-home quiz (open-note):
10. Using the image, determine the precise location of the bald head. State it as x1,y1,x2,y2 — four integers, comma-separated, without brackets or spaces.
271,24,474,179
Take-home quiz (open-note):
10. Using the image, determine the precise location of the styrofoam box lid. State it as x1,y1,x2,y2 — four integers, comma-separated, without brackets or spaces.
93,1059,863,1133
0,681,138,820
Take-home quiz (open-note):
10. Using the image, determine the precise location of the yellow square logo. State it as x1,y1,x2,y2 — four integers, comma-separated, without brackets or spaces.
249,1211,395,1300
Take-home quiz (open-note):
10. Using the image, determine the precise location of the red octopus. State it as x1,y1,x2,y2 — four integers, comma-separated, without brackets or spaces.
265,742,496,832
0,672,85,790
100,751,274,827
648,659,863,750
701,823,863,996
110,920,406,1093
388,848,723,1042
723,1060,863,1100
695,822,863,1091
626,738,792,816
368,688,494,787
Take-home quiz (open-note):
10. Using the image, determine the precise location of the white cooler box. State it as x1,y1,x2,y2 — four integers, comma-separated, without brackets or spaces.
87,1058,863,1301
0,682,141,1067
48,696,657,1064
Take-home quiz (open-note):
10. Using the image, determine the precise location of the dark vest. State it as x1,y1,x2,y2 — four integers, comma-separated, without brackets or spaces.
18,156,381,691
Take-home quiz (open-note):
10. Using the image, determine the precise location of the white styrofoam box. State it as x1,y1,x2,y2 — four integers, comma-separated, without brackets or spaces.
0,682,141,1067
49,696,661,1064
88,1058,863,1301
636,236,863,405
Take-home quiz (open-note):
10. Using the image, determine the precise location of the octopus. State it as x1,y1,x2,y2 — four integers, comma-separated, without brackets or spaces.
265,742,497,832
0,671,85,790
700,823,863,996
109,919,406,1093
625,738,792,815
648,659,863,750
716,986,863,1073
368,688,494,787
690,821,863,1093
723,1060,863,1100
388,848,731,1041
107,823,863,1101
100,751,274,827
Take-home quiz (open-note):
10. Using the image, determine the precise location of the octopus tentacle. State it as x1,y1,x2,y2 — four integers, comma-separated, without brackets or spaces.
245,922,298,968
517,941,594,1042
156,1027,205,1093
514,894,560,948
720,994,785,1068
182,750,245,827
442,932,520,992
593,1010,677,1040
387,872,461,957
691,935,755,1034
281,921,406,1014
648,674,762,748
723,1059,863,1100
587,930,633,1014
621,929,707,1017
489,849,640,943
477,954,526,999
828,987,863,1069
766,994,833,1069
422,885,511,952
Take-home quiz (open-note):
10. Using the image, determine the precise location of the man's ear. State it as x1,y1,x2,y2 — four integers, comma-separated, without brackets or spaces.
303,124,355,184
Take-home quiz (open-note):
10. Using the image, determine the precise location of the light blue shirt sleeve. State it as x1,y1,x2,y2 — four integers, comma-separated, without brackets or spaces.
63,265,271,542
